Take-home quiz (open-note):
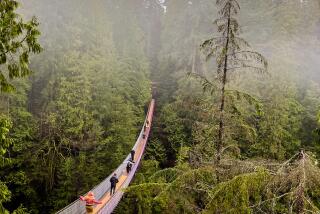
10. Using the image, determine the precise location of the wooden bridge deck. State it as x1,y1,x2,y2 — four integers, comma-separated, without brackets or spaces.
92,135,146,213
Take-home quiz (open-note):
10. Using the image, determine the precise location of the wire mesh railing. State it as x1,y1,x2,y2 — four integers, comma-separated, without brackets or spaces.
56,100,155,214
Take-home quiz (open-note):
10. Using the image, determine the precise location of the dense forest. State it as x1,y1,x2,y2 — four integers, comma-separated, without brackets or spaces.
0,0,320,213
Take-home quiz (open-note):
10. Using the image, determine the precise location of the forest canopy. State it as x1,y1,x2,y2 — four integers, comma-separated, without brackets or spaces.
0,0,319,213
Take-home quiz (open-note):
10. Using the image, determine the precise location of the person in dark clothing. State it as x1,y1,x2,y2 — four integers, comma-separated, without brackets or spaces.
126,160,133,174
110,173,119,196
130,150,135,162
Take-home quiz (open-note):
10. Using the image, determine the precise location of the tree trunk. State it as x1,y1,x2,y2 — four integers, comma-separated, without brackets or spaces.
216,7,231,164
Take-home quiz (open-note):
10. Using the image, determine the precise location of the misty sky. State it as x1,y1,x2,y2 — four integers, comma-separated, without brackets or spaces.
20,0,320,83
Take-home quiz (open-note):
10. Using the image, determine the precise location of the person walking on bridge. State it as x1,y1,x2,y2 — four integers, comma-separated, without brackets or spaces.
110,173,119,196
143,120,150,132
126,159,134,174
79,191,102,213
130,149,135,162
143,120,150,139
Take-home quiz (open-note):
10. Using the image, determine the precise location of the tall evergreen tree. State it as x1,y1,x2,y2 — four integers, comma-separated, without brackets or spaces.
198,0,267,162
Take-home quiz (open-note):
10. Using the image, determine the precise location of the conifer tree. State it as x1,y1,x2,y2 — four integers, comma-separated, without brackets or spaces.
198,0,267,162
254,150,320,213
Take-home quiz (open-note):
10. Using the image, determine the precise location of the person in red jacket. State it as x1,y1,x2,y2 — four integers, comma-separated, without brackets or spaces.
80,191,102,213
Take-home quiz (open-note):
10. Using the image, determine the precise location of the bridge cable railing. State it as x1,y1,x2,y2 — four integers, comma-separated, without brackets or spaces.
56,100,155,214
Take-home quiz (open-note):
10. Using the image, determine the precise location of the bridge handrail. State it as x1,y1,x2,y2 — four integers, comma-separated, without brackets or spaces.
97,99,154,213
56,100,155,214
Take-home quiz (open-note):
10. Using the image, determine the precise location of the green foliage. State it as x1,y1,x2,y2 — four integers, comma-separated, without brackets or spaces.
153,167,217,213
248,152,320,213
118,183,168,214
12,206,29,214
122,154,320,213
0,115,12,162
0,115,12,213
0,0,152,212
145,139,167,165
246,78,305,160
204,169,269,213
1,0,320,213
0,0,42,92
148,168,182,183
193,0,268,161
137,160,160,182
0,181,11,214
119,167,217,214
160,104,188,163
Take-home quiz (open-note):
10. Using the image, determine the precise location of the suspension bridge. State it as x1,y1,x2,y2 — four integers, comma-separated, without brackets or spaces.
56,99,155,214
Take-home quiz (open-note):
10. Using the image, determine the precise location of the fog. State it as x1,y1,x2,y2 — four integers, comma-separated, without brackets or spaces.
19,0,320,85
1,1,319,213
